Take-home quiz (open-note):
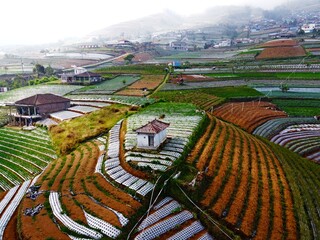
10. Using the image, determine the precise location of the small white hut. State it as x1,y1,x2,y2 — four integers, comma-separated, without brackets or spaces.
136,119,170,150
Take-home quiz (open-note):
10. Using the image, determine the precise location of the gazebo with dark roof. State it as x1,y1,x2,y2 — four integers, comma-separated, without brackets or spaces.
136,119,170,150
9,93,70,126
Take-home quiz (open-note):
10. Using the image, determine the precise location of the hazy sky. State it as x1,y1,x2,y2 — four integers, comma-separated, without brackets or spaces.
0,0,288,46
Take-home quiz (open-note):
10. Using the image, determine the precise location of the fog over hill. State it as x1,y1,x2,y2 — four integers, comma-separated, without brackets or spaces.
89,6,265,40
88,0,317,41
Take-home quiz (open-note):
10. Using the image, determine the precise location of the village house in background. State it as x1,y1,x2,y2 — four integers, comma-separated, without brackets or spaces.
136,119,170,150
60,66,102,84
7,93,70,126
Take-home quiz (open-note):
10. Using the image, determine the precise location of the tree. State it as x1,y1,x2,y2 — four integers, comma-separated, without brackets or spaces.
33,64,45,77
124,54,135,64
45,65,54,76
280,84,289,93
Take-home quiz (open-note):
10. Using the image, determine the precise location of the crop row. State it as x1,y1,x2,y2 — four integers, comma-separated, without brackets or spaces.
0,127,55,190
213,101,287,133
265,140,320,240
188,116,296,239
253,117,318,139
270,124,320,162
67,94,156,107
153,90,224,111
134,197,213,239
19,137,141,239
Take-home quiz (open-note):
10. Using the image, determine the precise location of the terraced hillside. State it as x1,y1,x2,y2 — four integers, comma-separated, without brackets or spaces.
134,197,213,239
253,117,319,139
254,118,320,162
0,127,56,190
16,117,213,239
213,101,287,133
152,90,224,111
20,139,141,239
187,116,296,239
186,115,320,239
270,124,320,162
124,102,204,172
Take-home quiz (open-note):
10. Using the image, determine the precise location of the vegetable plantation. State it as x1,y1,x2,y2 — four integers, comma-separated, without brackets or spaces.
0,85,82,104
186,116,296,239
0,127,56,190
213,101,288,133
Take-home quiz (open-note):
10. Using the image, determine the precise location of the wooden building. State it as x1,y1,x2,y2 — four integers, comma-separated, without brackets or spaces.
136,119,170,150
8,93,70,126
61,67,102,84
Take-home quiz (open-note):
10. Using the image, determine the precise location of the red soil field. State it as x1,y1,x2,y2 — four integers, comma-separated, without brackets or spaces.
20,194,69,239
0,191,6,202
128,75,164,90
256,46,306,59
115,88,148,96
51,154,73,191
213,101,287,133
133,52,154,62
196,119,224,171
169,74,215,83
19,137,143,239
187,115,215,163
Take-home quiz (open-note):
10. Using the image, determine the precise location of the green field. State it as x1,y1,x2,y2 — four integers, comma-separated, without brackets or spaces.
264,91,320,99
0,85,82,104
153,89,224,111
72,75,140,94
200,86,263,98
49,104,133,154
272,99,320,117
96,64,167,75
139,101,201,117
0,127,56,191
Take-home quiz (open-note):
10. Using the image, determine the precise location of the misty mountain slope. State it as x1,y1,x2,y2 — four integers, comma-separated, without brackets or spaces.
284,0,320,11
90,10,184,39
186,6,264,27
89,6,264,40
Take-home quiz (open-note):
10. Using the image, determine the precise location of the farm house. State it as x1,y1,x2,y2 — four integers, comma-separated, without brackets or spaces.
8,93,70,126
61,67,102,84
136,119,170,150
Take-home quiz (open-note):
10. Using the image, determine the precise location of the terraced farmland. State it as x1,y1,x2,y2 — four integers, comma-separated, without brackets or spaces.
253,117,319,139
135,197,213,239
116,75,164,96
0,85,82,104
187,116,297,239
0,127,56,190
20,139,141,239
125,108,203,172
0,107,8,127
265,141,320,240
71,75,140,95
67,94,156,107
270,124,320,162
254,118,320,162
153,90,224,111
213,101,287,133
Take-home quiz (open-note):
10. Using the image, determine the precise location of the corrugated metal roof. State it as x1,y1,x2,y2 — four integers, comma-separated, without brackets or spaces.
136,119,170,134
